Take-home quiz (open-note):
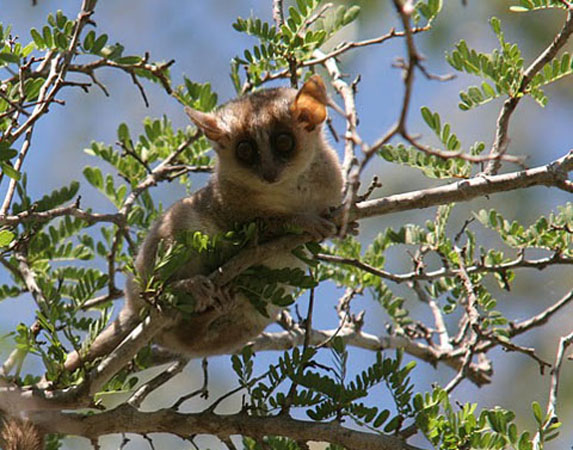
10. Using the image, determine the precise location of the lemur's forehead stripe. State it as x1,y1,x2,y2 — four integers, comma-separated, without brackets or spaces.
218,87,296,134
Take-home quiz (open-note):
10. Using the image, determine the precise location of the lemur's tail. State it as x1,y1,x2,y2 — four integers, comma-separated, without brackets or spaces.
0,417,44,450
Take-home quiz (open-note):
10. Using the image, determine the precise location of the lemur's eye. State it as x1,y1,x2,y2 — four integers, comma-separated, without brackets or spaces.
235,140,257,164
273,132,295,155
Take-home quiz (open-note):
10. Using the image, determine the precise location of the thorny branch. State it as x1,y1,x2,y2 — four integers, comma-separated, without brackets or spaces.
352,149,573,220
28,404,426,450
0,203,124,227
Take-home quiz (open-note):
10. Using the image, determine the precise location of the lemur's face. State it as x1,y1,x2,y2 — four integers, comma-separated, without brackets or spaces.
185,76,329,188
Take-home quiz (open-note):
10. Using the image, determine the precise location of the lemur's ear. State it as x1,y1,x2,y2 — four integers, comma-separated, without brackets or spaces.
290,75,328,131
185,107,223,141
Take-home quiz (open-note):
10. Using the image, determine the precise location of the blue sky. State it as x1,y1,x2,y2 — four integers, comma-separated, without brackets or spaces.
1,1,572,449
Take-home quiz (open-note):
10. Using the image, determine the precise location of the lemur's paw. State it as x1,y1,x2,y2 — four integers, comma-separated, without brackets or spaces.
295,213,337,241
180,275,217,312
180,275,237,313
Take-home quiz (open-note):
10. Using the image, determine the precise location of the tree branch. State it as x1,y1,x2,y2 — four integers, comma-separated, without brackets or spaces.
250,326,491,386
168,151,573,319
316,252,573,284
0,203,123,227
353,150,573,221
484,10,573,175
33,405,427,450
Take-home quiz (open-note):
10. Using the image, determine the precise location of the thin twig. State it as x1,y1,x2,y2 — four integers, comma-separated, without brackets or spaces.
81,289,124,309
317,288,358,349
410,280,452,351
532,330,573,449
444,246,482,392
119,131,201,216
474,290,573,355
128,357,189,409
478,330,551,374
316,252,573,284
272,0,284,28
0,128,34,216
172,358,209,409
252,325,491,386
317,49,363,237
0,203,124,227
1,0,99,215
239,25,432,92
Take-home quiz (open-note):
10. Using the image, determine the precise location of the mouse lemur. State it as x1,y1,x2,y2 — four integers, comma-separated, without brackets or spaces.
65,75,343,371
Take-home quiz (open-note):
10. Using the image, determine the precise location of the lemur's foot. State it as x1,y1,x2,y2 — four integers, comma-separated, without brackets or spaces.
338,220,360,237
180,275,236,313
263,212,338,241
297,213,338,241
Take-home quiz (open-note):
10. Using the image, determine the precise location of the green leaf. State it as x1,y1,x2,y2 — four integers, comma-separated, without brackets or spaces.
421,106,435,130
30,28,45,48
0,230,15,247
0,52,20,64
91,34,108,54
83,30,95,51
482,81,496,98
532,401,543,425
83,166,104,189
0,146,17,162
518,431,531,450
117,123,129,142
508,423,518,444
54,31,68,49
0,162,21,181
373,409,390,428
35,181,80,212
383,415,401,433
288,6,302,27
490,16,501,35
42,26,53,48
510,0,567,11
115,56,142,65
342,5,361,25
55,10,66,28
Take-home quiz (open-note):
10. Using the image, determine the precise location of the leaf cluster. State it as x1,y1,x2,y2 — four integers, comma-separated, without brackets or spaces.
230,0,360,90
233,343,417,436
1,8,175,182
447,13,573,110
411,0,443,26
510,0,569,12
415,387,554,450
476,203,573,256
0,178,114,380
379,107,487,179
